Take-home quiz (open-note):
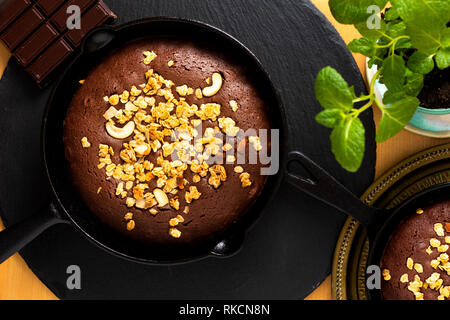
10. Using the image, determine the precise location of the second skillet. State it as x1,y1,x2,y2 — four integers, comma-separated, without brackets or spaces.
287,151,450,300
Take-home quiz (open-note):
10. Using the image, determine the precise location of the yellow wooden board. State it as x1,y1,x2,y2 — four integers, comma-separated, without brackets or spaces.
0,0,448,300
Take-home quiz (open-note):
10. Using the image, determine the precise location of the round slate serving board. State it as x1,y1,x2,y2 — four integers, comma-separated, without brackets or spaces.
0,0,376,299
332,143,450,300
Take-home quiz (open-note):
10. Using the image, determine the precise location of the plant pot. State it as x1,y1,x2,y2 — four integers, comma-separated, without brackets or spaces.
366,58,450,138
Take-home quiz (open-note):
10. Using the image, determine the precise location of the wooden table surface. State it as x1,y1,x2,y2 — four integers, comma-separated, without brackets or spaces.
0,0,448,300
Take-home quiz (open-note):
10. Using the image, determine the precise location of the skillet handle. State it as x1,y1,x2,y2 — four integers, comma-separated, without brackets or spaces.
286,151,381,228
0,202,69,264
210,232,245,258
82,27,116,54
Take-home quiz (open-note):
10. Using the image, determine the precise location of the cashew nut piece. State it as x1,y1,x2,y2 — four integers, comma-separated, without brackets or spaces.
202,72,223,97
153,188,169,207
105,121,135,139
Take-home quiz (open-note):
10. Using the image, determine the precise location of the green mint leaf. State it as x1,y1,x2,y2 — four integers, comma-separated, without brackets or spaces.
407,51,435,74
404,72,424,97
355,20,387,40
330,117,365,173
368,47,388,68
314,67,355,111
382,54,406,91
376,96,420,142
441,28,450,47
315,109,345,129
395,0,449,55
406,25,442,55
436,47,450,69
395,38,412,50
329,0,388,24
383,90,406,105
395,0,450,28
348,37,376,56
387,21,407,38
384,7,400,21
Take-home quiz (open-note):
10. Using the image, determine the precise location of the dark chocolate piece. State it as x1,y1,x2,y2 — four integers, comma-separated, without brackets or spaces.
15,22,58,66
1,5,44,50
52,0,97,32
0,0,116,86
66,1,113,46
36,0,65,16
0,0,31,33
27,38,73,82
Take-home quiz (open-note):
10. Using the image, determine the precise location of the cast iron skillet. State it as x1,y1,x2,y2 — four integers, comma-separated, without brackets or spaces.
0,17,288,265
287,151,450,300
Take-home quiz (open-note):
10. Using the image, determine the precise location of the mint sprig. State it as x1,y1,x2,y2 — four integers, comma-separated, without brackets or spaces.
315,0,449,172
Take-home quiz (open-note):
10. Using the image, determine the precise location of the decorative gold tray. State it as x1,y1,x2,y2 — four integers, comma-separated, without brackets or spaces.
332,143,450,300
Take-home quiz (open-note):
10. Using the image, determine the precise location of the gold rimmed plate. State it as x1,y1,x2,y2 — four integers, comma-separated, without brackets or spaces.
332,143,450,300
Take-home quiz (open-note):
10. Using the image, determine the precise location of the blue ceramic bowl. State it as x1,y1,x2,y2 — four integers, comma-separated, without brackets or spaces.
367,60,450,138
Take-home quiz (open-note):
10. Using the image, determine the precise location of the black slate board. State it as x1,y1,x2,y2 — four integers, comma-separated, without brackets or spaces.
0,0,376,299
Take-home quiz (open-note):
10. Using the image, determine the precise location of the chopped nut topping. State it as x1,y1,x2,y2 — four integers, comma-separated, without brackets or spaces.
445,222,450,233
127,220,135,231
431,259,440,269
109,94,120,106
143,51,157,64
97,187,102,194
234,166,244,174
185,186,201,204
93,50,267,240
434,223,445,237
176,85,189,96
426,246,433,255
416,208,424,215
169,218,179,227
169,198,180,210
226,155,236,163
195,88,203,99
249,136,263,151
169,228,181,238
79,79,85,84
193,174,201,183
431,238,441,248
400,274,409,283
229,100,239,112
414,292,424,300
103,106,120,120
81,137,91,148
414,263,424,274
407,257,414,270
382,269,391,281
240,172,252,188
153,189,169,207
124,212,133,221
126,197,136,207
438,253,449,263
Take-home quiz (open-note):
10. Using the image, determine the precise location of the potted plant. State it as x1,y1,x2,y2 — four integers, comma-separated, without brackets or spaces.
314,0,450,172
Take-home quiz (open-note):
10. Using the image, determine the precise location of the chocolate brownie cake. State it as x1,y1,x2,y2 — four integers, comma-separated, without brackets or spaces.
63,38,271,246
381,200,450,300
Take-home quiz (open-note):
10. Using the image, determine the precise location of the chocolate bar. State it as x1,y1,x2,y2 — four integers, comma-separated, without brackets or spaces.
0,0,116,87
